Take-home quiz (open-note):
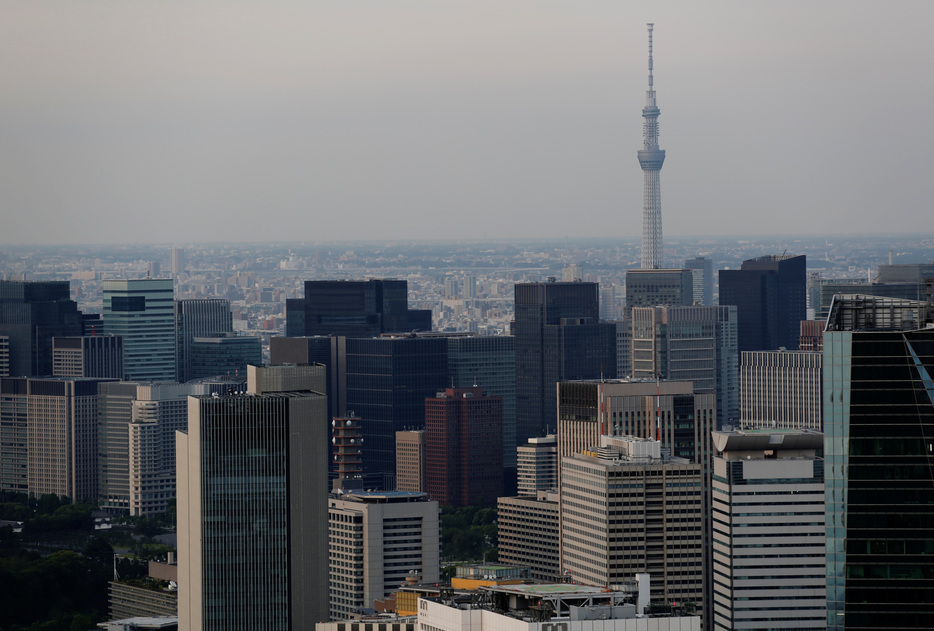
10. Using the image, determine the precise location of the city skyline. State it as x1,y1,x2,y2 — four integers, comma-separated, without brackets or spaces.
2,2,934,246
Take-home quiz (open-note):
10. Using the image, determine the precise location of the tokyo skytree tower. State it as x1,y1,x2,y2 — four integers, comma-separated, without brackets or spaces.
637,23,666,269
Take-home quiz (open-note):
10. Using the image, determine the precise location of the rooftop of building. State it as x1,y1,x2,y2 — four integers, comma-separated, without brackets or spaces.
331,490,431,503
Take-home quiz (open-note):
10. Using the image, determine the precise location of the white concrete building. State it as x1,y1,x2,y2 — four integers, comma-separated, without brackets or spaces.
711,429,826,630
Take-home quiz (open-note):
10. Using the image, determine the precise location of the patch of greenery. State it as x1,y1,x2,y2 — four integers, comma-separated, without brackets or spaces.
439,504,497,563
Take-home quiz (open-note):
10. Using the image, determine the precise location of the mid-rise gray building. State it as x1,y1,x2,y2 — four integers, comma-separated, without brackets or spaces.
328,491,439,621
516,434,557,496
497,490,561,583
560,436,704,616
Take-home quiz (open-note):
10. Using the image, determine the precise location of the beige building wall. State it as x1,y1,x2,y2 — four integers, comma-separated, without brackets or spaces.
395,430,425,492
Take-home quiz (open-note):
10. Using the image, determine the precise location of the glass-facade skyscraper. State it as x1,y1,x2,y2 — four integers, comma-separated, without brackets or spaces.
824,295,934,630
103,279,175,381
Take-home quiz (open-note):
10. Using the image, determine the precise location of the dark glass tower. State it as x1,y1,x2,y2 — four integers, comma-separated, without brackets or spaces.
297,279,430,338
514,281,615,445
825,295,934,630
719,254,806,352
344,335,449,488
175,298,233,382
0,281,82,377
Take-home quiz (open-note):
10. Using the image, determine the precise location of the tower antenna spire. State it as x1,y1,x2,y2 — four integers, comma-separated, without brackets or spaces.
637,22,666,269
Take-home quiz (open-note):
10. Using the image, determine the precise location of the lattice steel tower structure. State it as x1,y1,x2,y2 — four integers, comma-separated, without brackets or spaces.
638,23,666,269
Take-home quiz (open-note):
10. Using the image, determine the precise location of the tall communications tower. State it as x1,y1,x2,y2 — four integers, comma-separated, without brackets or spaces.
638,23,666,269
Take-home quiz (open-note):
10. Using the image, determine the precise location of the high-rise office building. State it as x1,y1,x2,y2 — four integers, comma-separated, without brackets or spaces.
631,304,738,429
177,364,330,629
445,334,516,480
52,335,123,379
395,430,426,492
625,269,694,311
683,257,714,306
719,254,806,353
0,280,82,378
103,279,176,381
560,436,703,614
175,298,233,382
0,376,113,502
424,386,503,507
739,349,822,430
344,335,448,488
514,281,614,445
516,434,557,496
497,490,561,583
169,247,187,277
711,429,826,631
638,23,666,270
824,294,934,630
328,491,440,621
291,279,431,338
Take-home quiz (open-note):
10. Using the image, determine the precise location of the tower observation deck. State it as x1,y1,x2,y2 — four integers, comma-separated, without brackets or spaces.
638,23,666,270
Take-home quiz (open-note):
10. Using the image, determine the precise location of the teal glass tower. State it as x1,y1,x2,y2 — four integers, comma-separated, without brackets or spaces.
103,279,175,381
824,295,934,630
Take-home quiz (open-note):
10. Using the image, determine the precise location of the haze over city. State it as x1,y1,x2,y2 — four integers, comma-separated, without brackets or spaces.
2,1,933,245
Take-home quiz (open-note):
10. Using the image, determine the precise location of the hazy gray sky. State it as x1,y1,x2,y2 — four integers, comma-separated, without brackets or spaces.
2,1,933,245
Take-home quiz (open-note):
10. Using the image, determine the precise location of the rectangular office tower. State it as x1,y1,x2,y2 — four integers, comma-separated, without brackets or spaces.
424,386,503,506
103,279,176,381
631,305,739,429
344,336,448,488
824,295,934,631
328,491,440,621
291,279,431,338
177,364,330,629
719,254,806,353
514,281,615,445
0,281,82,378
739,349,822,430
560,436,704,616
711,429,826,631
684,257,714,306
0,377,113,501
175,298,233,382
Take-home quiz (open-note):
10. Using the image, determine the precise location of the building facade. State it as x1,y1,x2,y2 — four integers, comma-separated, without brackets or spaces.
824,295,934,630
424,387,503,507
516,434,557,496
0,280,82,378
631,304,738,429
176,364,330,629
328,491,440,621
395,430,426,493
560,436,704,615
0,376,112,502
711,429,826,631
175,298,232,382
103,279,176,381
52,335,123,379
514,281,612,446
719,255,806,353
739,349,822,430
497,491,561,583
